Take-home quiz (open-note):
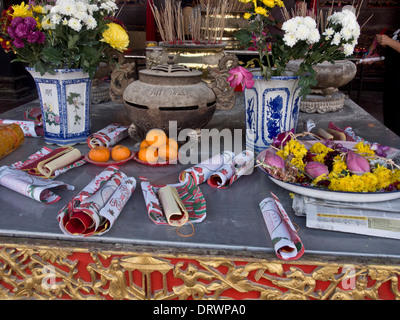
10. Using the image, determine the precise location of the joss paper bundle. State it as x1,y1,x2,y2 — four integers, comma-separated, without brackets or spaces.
12,147,86,179
0,166,74,204
141,174,206,225
259,193,304,260
87,123,129,148
58,165,136,237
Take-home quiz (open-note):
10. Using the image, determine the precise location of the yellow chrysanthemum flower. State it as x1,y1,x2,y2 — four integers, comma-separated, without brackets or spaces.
373,165,392,190
261,0,276,7
254,6,268,16
391,169,400,184
11,2,32,18
354,141,375,157
309,142,333,154
275,0,285,7
243,12,252,19
101,23,129,52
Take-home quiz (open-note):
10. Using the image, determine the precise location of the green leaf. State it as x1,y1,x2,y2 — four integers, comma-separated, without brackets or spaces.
68,35,80,50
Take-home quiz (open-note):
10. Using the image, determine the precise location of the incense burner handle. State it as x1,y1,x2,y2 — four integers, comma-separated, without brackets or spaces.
207,53,239,111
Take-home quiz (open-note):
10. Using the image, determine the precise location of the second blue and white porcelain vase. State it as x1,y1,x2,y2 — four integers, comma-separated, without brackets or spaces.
244,73,301,153
26,68,91,146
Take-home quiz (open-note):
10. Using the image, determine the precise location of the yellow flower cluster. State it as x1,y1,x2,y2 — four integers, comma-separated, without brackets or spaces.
309,142,333,164
354,141,375,157
101,23,130,52
10,2,32,18
276,140,308,171
328,165,396,193
240,0,284,18
10,2,44,28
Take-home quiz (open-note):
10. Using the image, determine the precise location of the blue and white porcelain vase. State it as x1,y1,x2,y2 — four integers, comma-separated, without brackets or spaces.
26,68,91,146
244,73,301,153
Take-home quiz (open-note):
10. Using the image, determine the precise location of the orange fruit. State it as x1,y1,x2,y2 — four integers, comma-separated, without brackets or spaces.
138,146,158,164
167,138,178,151
158,143,178,161
146,129,167,148
140,139,150,149
88,146,110,163
111,145,131,161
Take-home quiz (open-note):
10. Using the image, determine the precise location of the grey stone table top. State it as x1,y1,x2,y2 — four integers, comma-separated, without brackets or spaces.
1,93,400,260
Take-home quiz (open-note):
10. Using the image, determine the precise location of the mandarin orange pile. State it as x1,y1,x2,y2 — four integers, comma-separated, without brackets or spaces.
88,145,131,163
138,129,178,164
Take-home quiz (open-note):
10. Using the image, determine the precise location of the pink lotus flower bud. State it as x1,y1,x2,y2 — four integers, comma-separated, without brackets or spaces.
305,161,329,179
346,150,370,175
227,66,254,91
264,151,285,169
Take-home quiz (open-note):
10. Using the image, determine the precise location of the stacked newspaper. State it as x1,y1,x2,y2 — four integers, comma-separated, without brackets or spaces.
292,194,400,240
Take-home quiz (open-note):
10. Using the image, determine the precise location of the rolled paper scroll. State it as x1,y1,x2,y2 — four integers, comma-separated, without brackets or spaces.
259,193,304,260
13,147,86,179
0,123,25,160
37,148,82,178
179,151,235,185
0,166,74,204
207,150,254,189
58,166,136,237
158,186,189,226
140,174,206,226
87,123,129,148
0,119,42,137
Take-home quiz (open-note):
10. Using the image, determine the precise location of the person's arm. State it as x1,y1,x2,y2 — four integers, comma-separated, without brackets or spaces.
376,34,400,54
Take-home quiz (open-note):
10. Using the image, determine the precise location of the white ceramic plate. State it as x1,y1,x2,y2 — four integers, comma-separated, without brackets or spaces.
257,140,400,203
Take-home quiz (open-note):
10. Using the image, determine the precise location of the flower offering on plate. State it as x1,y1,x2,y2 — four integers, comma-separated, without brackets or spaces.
256,131,400,202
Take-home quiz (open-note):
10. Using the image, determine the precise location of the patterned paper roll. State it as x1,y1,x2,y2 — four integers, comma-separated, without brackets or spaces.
259,193,304,261
207,150,254,189
12,147,86,179
37,148,82,178
179,151,235,184
158,186,189,227
58,166,136,237
140,174,206,226
0,123,25,160
87,123,129,148
0,119,42,137
0,166,74,204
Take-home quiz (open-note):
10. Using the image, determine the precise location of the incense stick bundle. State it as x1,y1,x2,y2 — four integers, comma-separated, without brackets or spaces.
150,0,230,44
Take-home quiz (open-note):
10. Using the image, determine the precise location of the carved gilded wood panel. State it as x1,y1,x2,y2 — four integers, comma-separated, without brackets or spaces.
0,242,399,300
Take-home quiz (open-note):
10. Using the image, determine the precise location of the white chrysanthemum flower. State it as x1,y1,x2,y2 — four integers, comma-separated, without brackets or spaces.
323,27,334,39
59,1,76,16
283,33,297,47
105,0,118,10
331,32,342,46
74,10,89,21
282,19,297,34
75,1,88,12
341,27,354,41
84,16,97,29
51,13,62,25
303,16,317,29
50,4,61,14
62,18,68,25
296,23,311,41
68,17,82,31
343,43,354,56
87,4,99,13
308,28,320,44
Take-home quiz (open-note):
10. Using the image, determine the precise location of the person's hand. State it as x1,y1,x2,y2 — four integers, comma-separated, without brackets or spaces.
376,34,392,47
